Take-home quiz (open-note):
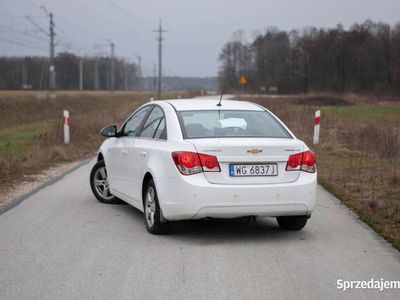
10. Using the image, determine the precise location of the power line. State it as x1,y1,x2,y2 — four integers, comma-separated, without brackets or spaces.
75,0,138,32
55,29,91,52
0,37,47,52
56,40,89,53
13,0,103,52
0,14,45,18
54,17,110,55
6,4,57,92
0,20,50,54
56,15,106,42
25,16,49,36
105,0,151,31
18,0,42,10
0,24,49,44
0,15,42,33
13,0,111,43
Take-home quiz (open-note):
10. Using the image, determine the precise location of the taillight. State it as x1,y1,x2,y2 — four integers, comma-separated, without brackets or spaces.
172,152,202,175
286,150,316,173
286,152,303,171
199,153,220,172
301,150,316,173
172,152,220,175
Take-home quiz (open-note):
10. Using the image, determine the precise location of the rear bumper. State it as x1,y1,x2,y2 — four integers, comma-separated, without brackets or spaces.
156,171,317,221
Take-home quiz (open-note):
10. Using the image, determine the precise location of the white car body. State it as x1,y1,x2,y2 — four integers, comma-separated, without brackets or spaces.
96,99,317,222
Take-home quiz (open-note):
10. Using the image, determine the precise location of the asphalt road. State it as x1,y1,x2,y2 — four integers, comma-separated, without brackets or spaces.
1,161,400,299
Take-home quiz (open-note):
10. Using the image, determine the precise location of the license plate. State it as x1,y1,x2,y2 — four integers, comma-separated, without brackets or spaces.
229,163,278,177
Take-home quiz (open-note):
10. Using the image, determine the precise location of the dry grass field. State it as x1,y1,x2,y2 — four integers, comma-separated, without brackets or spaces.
243,94,400,250
0,90,190,186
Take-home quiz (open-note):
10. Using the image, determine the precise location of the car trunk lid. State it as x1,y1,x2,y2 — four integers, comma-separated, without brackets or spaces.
188,138,304,185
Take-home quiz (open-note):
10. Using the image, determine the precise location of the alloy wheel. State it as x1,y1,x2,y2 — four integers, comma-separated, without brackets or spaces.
145,186,156,228
93,166,114,200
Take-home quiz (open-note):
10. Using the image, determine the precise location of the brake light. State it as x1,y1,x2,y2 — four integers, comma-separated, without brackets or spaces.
286,152,303,171
172,152,220,175
301,150,316,173
199,153,220,172
286,150,316,173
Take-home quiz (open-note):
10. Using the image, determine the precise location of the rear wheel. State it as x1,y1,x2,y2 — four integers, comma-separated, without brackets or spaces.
90,160,122,204
144,179,169,234
277,216,308,231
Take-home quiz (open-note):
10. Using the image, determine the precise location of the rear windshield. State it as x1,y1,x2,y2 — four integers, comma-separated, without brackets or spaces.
178,110,291,139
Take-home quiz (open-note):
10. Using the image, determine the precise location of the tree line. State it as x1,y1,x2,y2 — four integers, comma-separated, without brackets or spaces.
218,20,400,94
0,52,140,90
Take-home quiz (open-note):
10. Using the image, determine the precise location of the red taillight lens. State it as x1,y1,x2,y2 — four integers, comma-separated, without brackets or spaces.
172,152,202,175
199,153,220,172
172,152,220,175
286,152,303,171
286,150,316,173
301,150,316,173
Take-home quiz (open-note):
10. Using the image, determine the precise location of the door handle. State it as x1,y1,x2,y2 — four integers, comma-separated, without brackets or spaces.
121,150,128,156
140,151,147,157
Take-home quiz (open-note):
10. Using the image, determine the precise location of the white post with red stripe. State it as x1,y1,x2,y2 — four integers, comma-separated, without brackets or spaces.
63,110,70,144
313,110,321,145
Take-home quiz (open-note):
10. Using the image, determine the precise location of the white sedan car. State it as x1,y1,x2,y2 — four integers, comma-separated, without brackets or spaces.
90,99,317,234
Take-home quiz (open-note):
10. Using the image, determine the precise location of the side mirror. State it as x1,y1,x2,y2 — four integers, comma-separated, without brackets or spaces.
100,124,118,137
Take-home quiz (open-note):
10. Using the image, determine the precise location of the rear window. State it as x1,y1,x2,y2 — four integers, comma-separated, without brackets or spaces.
178,110,291,139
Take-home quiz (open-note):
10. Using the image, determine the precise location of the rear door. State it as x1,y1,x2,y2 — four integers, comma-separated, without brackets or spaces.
125,106,166,201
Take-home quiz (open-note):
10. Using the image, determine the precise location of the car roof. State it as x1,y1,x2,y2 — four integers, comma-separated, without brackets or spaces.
162,99,264,111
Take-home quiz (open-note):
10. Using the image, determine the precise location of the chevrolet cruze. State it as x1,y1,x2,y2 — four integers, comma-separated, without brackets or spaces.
90,99,317,234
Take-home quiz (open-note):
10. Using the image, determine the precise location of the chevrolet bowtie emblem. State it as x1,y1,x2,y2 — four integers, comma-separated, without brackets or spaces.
247,148,263,154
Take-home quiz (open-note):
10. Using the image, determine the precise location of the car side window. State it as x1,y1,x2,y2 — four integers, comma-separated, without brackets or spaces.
140,106,166,139
123,106,151,136
153,117,166,140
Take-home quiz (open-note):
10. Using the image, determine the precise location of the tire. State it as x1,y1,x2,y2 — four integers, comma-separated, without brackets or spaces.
277,216,308,231
143,179,169,234
90,160,123,204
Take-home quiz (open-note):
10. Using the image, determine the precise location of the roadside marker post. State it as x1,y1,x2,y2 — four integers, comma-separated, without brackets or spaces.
313,110,320,145
63,110,70,144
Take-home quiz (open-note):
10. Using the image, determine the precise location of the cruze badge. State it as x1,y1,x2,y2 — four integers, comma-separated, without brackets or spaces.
247,148,263,154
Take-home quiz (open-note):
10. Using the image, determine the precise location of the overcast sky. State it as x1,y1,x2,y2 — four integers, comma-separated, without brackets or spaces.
1,0,400,77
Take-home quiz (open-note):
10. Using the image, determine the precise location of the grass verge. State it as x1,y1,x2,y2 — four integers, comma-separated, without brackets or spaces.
0,90,190,188
244,94,400,250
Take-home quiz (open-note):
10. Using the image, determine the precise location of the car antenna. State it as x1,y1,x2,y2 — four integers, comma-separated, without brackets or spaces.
217,84,225,107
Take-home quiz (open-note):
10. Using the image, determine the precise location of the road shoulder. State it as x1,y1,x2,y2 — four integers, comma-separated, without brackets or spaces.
0,159,91,215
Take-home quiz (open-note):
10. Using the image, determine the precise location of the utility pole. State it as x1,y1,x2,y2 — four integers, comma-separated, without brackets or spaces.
49,13,56,92
153,20,167,99
26,7,54,93
124,61,128,91
137,56,142,75
21,59,27,88
135,55,142,90
138,56,142,90
94,57,99,90
79,56,83,90
109,41,115,93
153,64,157,91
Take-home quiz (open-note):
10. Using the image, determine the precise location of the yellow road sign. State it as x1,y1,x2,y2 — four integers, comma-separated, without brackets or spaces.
239,76,247,85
